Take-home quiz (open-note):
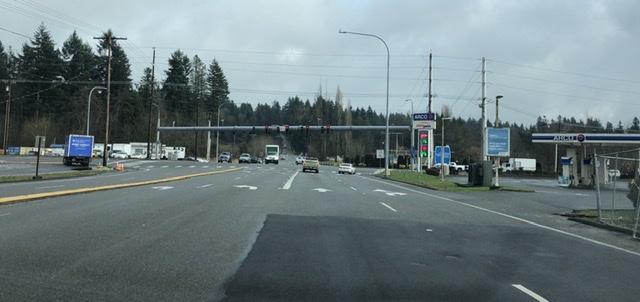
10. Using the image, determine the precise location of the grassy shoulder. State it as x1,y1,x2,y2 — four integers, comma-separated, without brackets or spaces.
570,209,638,230
379,170,534,192
0,169,111,183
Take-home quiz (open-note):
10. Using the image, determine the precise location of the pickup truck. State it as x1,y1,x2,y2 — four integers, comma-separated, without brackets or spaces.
218,151,232,163
449,162,468,173
302,157,319,173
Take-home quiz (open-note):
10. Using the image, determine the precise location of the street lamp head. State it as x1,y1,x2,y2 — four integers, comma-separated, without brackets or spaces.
338,29,346,34
496,95,503,100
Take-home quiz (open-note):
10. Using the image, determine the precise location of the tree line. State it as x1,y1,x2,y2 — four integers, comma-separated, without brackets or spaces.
2,24,639,171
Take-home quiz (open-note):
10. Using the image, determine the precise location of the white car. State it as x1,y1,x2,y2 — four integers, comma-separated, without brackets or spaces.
111,151,128,159
239,153,251,163
130,152,145,159
338,163,356,175
608,169,621,178
295,156,305,165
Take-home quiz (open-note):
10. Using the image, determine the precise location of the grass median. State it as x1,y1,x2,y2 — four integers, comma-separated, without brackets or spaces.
0,169,110,183
379,170,534,192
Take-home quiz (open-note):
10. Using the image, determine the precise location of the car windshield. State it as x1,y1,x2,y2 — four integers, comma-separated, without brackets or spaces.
4,3,640,301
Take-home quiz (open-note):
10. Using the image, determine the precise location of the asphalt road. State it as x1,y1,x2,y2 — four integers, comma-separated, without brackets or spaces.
1,162,640,301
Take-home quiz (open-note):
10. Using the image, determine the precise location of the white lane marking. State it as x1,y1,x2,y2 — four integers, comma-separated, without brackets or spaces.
368,177,640,257
202,166,209,168
283,170,299,190
147,166,155,168
312,188,332,193
176,166,182,168
426,229,433,232
197,184,213,188
161,166,169,168
380,202,398,212
350,187,357,191
151,186,173,191
512,284,548,302
234,177,242,180
35,185,64,190
234,185,257,190
189,165,196,168
0,213,10,217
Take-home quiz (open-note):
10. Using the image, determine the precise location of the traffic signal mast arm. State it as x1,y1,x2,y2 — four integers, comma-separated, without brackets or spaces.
158,125,410,132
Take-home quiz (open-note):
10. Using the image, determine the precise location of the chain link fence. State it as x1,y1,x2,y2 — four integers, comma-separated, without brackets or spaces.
594,148,640,238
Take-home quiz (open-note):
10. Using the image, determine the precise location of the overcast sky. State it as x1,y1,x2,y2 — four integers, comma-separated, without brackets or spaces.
2,0,639,128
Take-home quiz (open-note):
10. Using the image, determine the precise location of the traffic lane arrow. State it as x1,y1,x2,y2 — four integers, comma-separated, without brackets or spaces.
373,189,407,196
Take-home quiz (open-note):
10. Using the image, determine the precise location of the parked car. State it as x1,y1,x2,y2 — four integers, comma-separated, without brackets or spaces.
609,169,621,178
338,163,356,175
111,150,128,159
92,149,103,158
218,151,232,163
239,153,251,163
130,152,145,159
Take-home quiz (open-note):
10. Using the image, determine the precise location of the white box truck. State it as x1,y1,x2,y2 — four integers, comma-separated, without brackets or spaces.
501,158,536,172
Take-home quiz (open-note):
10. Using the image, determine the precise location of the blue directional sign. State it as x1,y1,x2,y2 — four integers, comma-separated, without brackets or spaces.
487,128,510,157
435,145,451,165
412,112,436,121
444,145,451,164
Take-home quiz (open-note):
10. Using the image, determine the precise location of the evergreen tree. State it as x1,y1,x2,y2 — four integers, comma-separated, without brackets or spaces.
207,59,229,114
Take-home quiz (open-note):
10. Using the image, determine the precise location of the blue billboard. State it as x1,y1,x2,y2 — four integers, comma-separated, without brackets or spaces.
487,128,510,157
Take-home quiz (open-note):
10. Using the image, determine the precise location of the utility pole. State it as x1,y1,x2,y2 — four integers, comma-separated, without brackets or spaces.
94,33,127,167
428,52,433,112
3,83,10,155
146,48,156,159
481,57,487,161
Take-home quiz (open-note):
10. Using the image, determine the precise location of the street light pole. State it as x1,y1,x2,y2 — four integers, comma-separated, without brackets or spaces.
339,29,390,176
86,86,106,136
151,103,160,159
405,99,414,171
216,101,231,161
494,95,503,187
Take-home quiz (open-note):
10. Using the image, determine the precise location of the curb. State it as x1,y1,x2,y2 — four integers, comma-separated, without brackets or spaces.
567,217,634,236
0,167,243,206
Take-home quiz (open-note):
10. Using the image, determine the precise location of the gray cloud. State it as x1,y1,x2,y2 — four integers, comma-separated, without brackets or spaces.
1,0,639,127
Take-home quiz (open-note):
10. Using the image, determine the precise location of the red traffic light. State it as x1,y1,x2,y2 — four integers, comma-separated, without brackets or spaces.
419,133,428,139
285,125,290,134
305,125,310,134
325,125,330,134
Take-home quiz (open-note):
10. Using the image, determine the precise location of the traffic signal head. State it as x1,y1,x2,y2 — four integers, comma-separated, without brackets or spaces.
305,125,310,134
325,125,330,134
285,125,290,134
276,126,280,134
264,125,269,134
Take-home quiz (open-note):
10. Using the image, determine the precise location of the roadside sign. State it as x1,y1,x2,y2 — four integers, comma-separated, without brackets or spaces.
412,112,436,121
486,127,510,157
376,149,384,159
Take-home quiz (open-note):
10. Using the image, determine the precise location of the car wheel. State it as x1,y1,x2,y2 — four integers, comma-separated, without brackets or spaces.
315,170,319,173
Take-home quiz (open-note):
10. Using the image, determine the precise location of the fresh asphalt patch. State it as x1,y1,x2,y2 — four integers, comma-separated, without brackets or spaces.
222,214,557,301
